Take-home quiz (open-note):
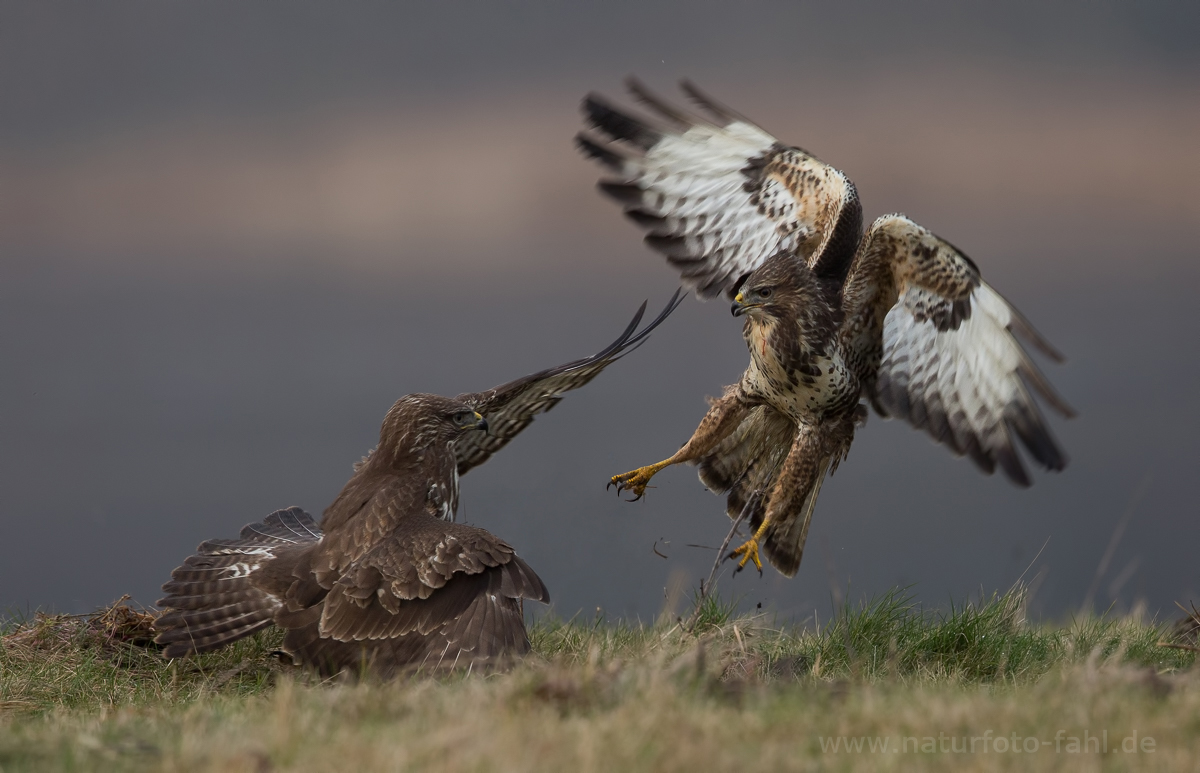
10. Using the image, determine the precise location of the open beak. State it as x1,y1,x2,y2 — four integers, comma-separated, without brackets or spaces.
731,291,746,317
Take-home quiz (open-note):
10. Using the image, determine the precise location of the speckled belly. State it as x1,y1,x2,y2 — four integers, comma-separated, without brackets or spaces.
741,349,858,423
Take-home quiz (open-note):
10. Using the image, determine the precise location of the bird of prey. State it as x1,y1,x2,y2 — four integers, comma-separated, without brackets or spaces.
155,293,682,677
577,79,1073,577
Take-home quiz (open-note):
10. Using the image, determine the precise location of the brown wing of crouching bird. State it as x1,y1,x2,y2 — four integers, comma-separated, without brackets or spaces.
155,294,680,676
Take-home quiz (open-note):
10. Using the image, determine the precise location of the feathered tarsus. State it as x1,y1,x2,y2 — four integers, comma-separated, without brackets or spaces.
155,293,682,677
582,79,1073,577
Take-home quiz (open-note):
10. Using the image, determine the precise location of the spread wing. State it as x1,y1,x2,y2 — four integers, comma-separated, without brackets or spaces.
840,215,1074,486
309,479,548,643
452,290,684,475
577,78,863,299
318,516,548,644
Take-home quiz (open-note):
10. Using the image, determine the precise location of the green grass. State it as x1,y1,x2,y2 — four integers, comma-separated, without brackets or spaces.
1,602,282,717
1,588,1197,771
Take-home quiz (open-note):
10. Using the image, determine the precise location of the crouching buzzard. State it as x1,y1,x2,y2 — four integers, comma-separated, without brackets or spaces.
155,293,682,676
578,80,1073,577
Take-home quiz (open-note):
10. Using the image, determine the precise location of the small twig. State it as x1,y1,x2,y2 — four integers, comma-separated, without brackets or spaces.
683,492,759,632
1082,472,1151,612
1013,536,1051,588
1157,641,1200,653
1174,600,1200,625
212,660,259,688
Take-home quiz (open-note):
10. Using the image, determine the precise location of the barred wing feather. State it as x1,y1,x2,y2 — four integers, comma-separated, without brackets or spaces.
578,79,861,299
845,215,1074,486
453,290,683,475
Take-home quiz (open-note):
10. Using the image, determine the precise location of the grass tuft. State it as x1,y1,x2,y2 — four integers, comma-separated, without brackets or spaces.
687,590,740,633
1,597,284,718
1,588,1197,771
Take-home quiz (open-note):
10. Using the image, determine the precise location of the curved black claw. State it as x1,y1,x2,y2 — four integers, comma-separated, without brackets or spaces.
624,486,651,502
612,480,649,502
607,478,639,500
608,470,654,501
726,550,764,577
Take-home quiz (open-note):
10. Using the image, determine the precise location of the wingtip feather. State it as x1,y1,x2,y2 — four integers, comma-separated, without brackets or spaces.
1006,305,1067,363
575,133,626,172
624,76,699,129
678,79,739,124
581,93,662,150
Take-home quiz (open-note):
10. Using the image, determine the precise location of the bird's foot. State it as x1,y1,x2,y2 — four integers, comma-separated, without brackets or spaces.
727,537,763,575
608,465,662,501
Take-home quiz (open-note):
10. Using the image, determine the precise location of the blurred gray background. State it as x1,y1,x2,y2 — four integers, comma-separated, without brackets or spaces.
2,1,1197,624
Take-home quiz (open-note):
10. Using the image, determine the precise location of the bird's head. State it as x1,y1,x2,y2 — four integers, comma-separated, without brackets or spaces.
379,393,488,454
731,253,813,320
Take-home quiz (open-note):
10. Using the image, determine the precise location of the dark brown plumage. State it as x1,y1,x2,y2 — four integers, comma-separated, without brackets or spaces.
582,80,1073,577
155,294,681,677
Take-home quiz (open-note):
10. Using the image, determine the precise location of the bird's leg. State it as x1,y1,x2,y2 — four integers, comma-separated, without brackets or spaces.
728,513,771,574
728,425,824,576
609,392,750,500
607,458,674,500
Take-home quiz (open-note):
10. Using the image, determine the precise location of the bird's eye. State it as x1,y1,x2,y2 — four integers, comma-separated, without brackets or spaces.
757,288,773,299
453,411,473,425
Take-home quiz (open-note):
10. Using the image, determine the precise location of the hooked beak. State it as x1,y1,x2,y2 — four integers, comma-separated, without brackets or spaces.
471,412,489,433
731,291,746,317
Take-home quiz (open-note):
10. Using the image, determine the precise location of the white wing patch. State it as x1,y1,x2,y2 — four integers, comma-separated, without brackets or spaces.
615,120,789,296
579,83,858,299
224,562,256,579
878,282,1069,485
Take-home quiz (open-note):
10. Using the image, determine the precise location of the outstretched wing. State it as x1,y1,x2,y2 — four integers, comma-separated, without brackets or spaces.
577,78,862,299
317,515,548,644
452,290,684,475
841,215,1074,486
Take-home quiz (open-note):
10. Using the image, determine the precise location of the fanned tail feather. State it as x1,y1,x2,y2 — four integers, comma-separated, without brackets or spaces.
155,507,321,657
761,456,831,577
697,407,850,576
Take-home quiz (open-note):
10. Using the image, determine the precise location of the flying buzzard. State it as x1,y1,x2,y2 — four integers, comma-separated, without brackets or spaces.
578,80,1073,576
155,293,682,676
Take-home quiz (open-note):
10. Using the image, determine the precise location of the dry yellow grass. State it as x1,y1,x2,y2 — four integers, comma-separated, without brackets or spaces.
1,590,1196,771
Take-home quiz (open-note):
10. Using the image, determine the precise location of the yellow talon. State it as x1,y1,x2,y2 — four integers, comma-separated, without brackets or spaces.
608,462,669,500
728,538,763,574
727,514,771,575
